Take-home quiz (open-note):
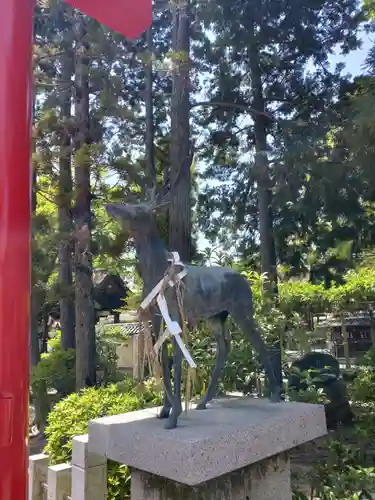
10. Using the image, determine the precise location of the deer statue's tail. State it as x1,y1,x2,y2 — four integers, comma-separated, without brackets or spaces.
230,305,281,402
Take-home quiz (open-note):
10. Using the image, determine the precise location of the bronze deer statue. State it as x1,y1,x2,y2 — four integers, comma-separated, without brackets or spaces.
106,190,280,430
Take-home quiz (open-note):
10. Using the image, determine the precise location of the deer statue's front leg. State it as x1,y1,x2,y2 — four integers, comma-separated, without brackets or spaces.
163,337,183,429
151,313,173,419
163,302,184,429
153,304,184,429
160,341,176,421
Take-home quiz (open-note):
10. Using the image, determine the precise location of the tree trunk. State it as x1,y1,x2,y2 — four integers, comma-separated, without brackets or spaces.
145,25,155,185
249,27,281,393
74,22,96,389
169,0,192,262
249,31,277,292
59,52,75,350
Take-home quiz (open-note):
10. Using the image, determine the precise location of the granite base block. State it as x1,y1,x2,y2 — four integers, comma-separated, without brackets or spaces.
131,453,292,500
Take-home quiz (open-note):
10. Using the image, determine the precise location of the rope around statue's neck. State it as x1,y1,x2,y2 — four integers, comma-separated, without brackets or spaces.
139,252,196,368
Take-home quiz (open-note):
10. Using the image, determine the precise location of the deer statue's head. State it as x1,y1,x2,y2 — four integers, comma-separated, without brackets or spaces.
106,159,189,237
105,186,169,236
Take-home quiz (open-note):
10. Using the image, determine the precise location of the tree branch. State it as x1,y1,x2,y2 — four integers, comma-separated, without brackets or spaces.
190,101,275,121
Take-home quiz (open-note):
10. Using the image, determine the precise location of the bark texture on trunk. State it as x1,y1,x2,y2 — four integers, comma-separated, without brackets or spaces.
59,52,76,350
249,31,277,290
169,1,192,262
249,26,281,392
74,23,96,390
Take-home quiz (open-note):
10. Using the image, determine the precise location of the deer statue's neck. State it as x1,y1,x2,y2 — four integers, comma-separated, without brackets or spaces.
134,227,169,290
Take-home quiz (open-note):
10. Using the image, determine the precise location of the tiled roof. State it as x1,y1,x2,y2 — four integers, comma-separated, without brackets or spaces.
119,322,154,337
317,313,373,328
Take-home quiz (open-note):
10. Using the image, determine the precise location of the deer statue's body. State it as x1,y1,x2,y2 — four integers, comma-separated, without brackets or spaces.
106,199,281,430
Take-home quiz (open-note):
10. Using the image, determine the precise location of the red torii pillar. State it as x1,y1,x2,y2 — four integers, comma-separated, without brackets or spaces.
0,1,151,499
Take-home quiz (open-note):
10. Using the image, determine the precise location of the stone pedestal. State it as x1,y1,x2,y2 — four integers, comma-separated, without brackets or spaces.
131,453,292,500
88,397,327,500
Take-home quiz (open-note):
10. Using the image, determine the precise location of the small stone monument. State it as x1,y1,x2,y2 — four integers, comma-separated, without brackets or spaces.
88,396,327,500
288,352,354,429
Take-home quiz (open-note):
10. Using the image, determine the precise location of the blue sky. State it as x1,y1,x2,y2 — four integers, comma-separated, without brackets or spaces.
331,31,372,75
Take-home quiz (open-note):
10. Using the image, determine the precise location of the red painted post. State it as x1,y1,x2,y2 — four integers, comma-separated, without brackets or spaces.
0,1,34,499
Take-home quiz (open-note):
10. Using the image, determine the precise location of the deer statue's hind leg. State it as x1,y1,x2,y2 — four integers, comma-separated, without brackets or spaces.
231,306,281,402
196,314,230,410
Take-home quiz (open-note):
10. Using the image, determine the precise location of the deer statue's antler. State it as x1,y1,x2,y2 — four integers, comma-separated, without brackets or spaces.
145,185,158,204
147,156,193,211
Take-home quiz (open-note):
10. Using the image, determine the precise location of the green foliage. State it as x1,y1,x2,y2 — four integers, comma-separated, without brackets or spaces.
241,267,375,320
45,378,162,500
190,267,375,396
279,281,328,315
352,347,375,404
326,268,375,311
196,0,364,283
293,454,375,499
247,272,289,345
96,333,123,385
291,346,375,499
31,333,76,399
31,331,121,404
287,366,330,405
293,431,375,499
190,318,257,395
292,404,375,498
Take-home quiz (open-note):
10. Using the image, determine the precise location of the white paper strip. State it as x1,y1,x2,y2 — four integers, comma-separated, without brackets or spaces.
138,251,196,369
156,294,196,368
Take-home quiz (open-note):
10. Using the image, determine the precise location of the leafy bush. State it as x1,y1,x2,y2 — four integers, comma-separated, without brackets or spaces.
189,318,257,396
97,333,123,385
351,347,375,404
31,331,121,401
287,365,331,405
291,347,375,499
30,330,123,428
31,346,76,399
293,437,375,499
45,378,162,500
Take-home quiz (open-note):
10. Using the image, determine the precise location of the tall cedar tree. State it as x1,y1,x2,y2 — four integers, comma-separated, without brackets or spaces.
58,46,76,350
73,18,96,389
169,0,192,262
196,0,361,285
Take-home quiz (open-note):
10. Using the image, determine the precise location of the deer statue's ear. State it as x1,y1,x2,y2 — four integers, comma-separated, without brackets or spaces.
105,203,137,220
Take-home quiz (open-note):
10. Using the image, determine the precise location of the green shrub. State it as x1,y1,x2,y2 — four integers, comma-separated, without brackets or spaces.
287,366,330,405
293,437,375,499
31,331,121,402
45,378,162,500
97,334,123,385
351,346,375,405
31,347,76,399
189,318,258,396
